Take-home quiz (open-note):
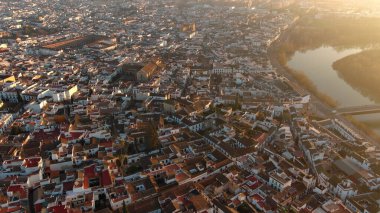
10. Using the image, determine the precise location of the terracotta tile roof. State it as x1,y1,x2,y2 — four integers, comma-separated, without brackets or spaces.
0,206,22,213
32,129,60,141
22,157,40,168
63,181,74,192
83,164,96,179
7,184,27,199
101,170,112,187
48,204,67,213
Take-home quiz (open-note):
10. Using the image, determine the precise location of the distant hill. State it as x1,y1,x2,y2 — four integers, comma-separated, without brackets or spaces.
277,15,380,64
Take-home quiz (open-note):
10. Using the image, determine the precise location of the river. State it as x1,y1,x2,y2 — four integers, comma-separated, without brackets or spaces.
287,46,380,135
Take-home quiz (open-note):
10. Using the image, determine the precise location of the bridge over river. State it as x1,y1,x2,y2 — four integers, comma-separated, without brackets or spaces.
335,105,380,115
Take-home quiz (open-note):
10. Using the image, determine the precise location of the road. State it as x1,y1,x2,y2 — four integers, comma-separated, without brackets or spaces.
336,105,380,115
267,24,380,148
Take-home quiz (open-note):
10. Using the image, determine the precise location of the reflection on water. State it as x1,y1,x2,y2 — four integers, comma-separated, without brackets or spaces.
288,47,371,106
288,46,380,135
353,113,380,135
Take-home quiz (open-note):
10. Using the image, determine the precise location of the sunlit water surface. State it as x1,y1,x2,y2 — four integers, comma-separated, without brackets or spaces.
288,46,380,135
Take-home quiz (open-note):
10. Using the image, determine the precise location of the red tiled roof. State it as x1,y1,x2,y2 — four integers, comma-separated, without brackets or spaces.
175,172,190,183
251,194,264,202
246,175,262,190
99,140,113,148
0,206,22,213
83,164,96,178
101,170,112,187
31,129,60,142
7,184,27,199
83,164,97,189
115,178,125,185
22,157,40,168
247,175,257,182
294,151,303,158
48,204,67,213
60,131,85,141
34,203,43,213
111,194,129,203
63,181,74,191
232,198,241,206
164,164,180,173
254,133,268,144
258,201,266,209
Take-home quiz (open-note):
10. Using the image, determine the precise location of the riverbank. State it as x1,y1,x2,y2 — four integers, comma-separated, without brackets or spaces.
268,15,380,143
333,49,380,103
280,63,338,108
345,115,380,142
274,15,380,103
268,27,339,108
271,43,380,143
